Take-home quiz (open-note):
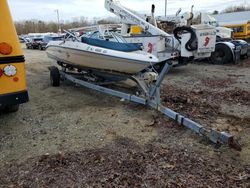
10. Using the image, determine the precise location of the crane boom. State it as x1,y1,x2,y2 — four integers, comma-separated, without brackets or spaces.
105,0,170,37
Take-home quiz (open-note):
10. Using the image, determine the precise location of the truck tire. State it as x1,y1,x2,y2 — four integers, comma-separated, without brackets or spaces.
211,43,233,64
50,66,60,87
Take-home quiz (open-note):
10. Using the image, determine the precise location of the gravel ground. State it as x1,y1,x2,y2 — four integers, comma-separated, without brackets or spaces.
0,44,249,187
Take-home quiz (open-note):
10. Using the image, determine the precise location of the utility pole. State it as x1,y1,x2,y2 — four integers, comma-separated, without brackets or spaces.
55,9,61,33
165,0,167,17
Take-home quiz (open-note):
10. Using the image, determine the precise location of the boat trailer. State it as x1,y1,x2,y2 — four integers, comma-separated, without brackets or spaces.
49,62,241,151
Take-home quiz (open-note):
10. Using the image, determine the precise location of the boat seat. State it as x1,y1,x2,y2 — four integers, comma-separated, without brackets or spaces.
81,37,142,52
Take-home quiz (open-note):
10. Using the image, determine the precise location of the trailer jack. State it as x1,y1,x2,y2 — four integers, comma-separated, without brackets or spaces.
49,62,241,151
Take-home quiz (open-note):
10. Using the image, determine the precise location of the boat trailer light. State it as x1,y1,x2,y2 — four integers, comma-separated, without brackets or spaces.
0,42,13,55
3,65,17,77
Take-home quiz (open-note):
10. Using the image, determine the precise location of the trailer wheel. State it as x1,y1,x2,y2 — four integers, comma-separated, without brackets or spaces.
50,66,60,87
38,45,43,51
211,43,233,64
5,104,19,113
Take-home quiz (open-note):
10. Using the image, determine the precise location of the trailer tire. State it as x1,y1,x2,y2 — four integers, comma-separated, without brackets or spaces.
50,66,60,87
211,43,233,64
38,45,43,51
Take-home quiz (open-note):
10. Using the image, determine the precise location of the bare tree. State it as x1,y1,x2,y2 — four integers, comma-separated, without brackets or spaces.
222,5,250,13
14,18,92,34
212,10,219,15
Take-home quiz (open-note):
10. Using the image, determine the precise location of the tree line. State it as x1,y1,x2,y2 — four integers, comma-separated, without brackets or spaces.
15,17,118,35
213,5,250,14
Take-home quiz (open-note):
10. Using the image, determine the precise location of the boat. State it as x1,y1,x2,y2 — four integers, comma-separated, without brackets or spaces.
46,25,160,76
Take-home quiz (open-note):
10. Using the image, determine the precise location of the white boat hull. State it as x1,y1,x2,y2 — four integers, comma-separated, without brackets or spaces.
46,41,160,75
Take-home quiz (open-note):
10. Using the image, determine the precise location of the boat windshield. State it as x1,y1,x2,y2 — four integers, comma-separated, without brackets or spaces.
86,30,127,43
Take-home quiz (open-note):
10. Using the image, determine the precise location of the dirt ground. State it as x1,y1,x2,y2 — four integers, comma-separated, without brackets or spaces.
0,44,249,187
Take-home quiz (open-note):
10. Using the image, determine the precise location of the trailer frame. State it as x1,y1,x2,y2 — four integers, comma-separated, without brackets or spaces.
49,62,241,151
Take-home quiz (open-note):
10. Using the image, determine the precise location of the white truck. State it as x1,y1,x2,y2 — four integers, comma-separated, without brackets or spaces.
201,13,249,64
104,0,217,67
158,9,249,64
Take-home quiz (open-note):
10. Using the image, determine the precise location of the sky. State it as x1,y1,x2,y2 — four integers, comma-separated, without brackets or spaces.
8,0,248,22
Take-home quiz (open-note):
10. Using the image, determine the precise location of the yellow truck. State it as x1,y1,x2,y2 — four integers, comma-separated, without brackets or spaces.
213,11,250,41
225,22,250,41
0,0,28,112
